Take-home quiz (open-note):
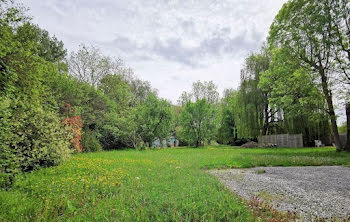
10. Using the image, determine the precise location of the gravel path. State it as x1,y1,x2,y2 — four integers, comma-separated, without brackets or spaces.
210,166,350,221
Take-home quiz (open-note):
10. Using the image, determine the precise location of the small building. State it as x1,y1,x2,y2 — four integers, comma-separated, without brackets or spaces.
167,136,179,147
153,136,179,148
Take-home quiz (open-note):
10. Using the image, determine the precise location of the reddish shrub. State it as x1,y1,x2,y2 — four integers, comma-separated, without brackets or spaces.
61,104,83,152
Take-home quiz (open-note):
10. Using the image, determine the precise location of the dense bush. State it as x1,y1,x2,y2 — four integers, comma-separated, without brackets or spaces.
82,130,102,152
0,99,72,187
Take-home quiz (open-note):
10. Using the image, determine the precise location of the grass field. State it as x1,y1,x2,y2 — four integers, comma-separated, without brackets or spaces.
1,146,350,221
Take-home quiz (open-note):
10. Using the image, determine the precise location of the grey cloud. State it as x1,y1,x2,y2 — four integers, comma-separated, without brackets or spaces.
152,38,197,66
107,26,262,67
180,19,198,36
171,75,181,81
112,36,140,52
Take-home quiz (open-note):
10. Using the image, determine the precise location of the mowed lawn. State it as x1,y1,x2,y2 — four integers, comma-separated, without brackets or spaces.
1,146,350,221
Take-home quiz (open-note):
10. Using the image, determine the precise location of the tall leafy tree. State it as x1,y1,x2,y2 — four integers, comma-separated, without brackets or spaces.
217,89,238,145
178,81,219,105
99,74,134,113
179,99,217,147
124,76,156,106
331,0,350,86
15,23,67,64
269,0,343,150
259,47,331,143
135,93,174,146
177,81,219,146
237,46,271,138
330,0,350,150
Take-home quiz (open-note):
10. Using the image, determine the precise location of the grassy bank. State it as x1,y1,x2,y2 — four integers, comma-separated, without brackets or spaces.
1,146,349,221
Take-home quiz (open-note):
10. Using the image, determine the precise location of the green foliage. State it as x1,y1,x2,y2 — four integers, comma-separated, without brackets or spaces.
217,89,238,145
179,99,217,146
269,0,344,150
235,47,270,138
135,93,174,146
178,80,219,105
99,74,134,113
99,110,140,149
259,48,323,117
81,130,102,152
338,122,347,134
0,1,74,186
0,100,72,184
80,86,116,130
258,47,331,143
15,22,66,63
0,172,11,188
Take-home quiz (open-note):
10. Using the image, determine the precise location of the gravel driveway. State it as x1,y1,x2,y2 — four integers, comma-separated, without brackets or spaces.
210,166,350,221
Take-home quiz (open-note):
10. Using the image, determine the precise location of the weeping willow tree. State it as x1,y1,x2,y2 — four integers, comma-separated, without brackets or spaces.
216,89,238,145
232,45,331,144
235,46,272,138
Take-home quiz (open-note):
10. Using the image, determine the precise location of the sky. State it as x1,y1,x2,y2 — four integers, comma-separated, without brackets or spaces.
19,0,287,103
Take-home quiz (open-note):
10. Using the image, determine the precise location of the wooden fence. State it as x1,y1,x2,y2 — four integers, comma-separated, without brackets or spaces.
258,134,303,148
340,134,347,147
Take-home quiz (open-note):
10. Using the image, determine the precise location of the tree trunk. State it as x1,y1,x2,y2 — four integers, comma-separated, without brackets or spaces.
319,69,342,151
195,140,199,147
346,102,350,151
262,103,269,135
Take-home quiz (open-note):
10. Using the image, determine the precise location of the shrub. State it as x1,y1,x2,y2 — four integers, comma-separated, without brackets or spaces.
62,104,83,152
0,99,72,186
62,115,83,152
81,130,102,152
0,173,11,189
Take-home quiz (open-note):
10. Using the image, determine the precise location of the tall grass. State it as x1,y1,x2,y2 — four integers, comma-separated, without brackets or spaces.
1,146,349,221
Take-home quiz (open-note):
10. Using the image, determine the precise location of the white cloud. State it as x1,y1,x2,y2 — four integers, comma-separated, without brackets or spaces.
19,0,287,102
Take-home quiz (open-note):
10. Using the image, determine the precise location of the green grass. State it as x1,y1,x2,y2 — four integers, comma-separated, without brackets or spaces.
1,146,349,221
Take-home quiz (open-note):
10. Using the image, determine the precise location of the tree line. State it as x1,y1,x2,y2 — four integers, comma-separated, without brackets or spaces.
0,1,175,187
178,0,350,151
1,0,349,187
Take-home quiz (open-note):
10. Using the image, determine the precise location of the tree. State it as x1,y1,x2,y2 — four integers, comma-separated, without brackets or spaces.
330,0,350,86
124,76,156,106
236,46,271,138
177,81,219,146
100,110,141,149
177,91,192,106
15,23,67,64
259,47,331,144
269,0,343,150
192,81,219,105
99,74,134,113
177,81,219,105
67,44,125,87
329,0,350,151
217,89,237,145
179,99,217,147
135,93,174,146
346,102,350,150
0,1,73,186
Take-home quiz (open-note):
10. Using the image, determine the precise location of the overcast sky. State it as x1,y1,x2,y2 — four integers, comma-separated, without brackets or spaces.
20,0,287,103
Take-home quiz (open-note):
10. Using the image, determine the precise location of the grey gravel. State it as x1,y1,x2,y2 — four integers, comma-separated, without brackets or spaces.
210,166,350,221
